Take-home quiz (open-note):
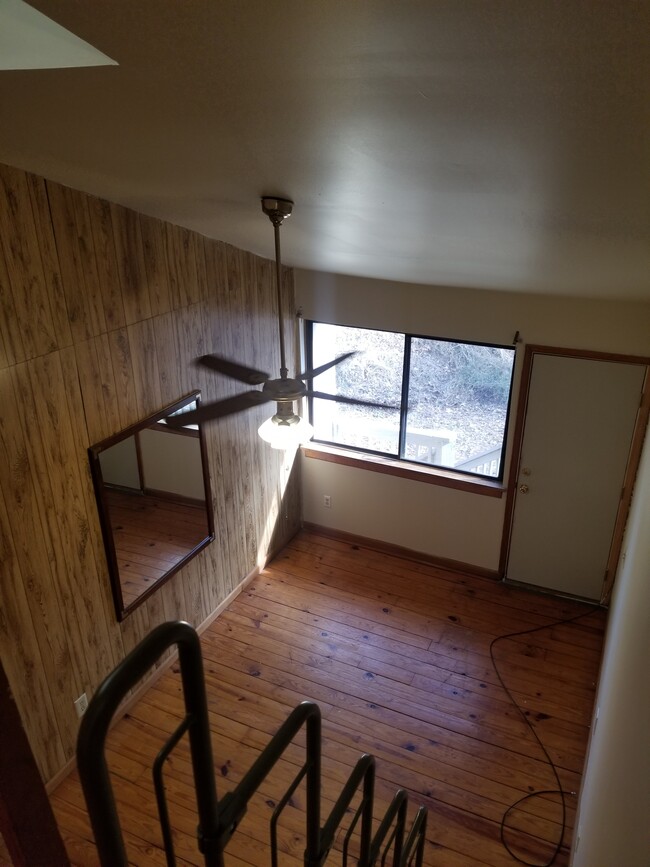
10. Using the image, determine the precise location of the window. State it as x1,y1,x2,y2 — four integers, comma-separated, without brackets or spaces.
307,321,516,480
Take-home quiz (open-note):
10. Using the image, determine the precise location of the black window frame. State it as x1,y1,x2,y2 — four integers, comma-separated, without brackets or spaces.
305,320,516,482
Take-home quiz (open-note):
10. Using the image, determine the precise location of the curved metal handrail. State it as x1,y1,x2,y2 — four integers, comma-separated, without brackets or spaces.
77,621,221,866
76,620,428,867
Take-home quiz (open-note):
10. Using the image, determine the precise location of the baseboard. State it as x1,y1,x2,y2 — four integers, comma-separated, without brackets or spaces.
195,565,260,636
46,564,260,794
301,522,501,581
45,755,75,794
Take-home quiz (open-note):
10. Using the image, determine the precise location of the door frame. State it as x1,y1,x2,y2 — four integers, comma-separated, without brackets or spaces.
0,657,69,866
499,344,650,604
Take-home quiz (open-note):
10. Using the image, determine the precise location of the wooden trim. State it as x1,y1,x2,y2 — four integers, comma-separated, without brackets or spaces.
499,344,650,593
0,660,69,864
195,565,260,637
89,390,216,622
302,522,501,581
262,526,303,570
524,344,650,366
154,420,199,438
302,444,505,498
118,534,214,622
89,390,201,452
601,368,650,604
43,755,78,796
46,564,261,795
134,428,145,490
499,345,537,576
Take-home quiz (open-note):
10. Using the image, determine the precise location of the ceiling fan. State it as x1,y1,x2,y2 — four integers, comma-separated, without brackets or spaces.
166,196,391,448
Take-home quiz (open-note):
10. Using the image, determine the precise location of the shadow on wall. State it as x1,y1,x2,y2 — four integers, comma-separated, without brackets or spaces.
266,451,302,565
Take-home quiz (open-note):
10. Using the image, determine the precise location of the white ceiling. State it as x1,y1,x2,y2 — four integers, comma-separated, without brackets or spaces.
0,1,648,300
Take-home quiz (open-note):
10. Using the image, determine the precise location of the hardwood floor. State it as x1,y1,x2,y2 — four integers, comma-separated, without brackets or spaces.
50,529,606,866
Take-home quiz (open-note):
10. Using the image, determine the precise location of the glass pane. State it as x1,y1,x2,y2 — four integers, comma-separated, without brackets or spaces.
405,338,515,477
311,323,403,454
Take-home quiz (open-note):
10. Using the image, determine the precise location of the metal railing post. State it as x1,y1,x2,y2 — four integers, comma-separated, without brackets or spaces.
77,621,222,867
304,709,322,866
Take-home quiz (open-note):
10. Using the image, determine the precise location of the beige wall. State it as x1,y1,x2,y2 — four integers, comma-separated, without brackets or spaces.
571,435,650,866
296,268,650,569
296,269,650,355
302,460,504,569
140,427,206,501
0,163,301,783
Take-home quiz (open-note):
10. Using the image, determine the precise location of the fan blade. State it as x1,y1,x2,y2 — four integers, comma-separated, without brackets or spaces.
165,390,272,426
297,351,356,381
305,390,397,410
195,354,270,385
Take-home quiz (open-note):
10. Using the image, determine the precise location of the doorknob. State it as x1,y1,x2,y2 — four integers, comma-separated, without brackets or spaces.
519,484,529,494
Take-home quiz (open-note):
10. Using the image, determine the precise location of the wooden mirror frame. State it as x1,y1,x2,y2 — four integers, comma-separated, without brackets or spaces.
88,391,214,621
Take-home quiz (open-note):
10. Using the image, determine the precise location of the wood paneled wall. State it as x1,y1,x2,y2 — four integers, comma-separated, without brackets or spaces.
0,162,301,783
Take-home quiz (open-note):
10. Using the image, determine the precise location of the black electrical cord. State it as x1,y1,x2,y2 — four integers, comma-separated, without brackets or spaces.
489,606,602,866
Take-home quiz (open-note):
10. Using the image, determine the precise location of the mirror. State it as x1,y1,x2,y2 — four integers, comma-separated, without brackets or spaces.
89,392,214,621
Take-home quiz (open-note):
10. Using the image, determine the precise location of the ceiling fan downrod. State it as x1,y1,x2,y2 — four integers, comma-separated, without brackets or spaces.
165,195,391,438
261,196,293,381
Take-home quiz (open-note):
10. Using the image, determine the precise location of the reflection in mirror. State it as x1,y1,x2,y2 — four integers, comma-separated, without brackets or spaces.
89,392,214,621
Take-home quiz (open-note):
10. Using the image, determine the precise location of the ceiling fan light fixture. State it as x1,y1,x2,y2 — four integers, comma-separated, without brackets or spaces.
258,412,314,450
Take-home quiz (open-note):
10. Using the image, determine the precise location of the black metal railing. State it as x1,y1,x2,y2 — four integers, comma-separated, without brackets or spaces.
77,620,428,867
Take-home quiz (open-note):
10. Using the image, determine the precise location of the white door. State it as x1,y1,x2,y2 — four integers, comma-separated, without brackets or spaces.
506,353,645,600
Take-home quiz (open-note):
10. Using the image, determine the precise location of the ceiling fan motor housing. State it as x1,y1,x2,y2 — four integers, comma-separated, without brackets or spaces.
261,196,293,225
262,377,306,402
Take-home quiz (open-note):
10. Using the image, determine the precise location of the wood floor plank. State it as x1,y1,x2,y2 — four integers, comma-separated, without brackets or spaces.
51,528,604,865
214,608,597,726
290,534,606,670
199,634,588,780
247,568,604,676
268,552,605,662
291,532,597,624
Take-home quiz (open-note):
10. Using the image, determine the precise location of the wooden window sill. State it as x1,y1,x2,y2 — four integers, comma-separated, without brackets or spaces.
301,443,506,498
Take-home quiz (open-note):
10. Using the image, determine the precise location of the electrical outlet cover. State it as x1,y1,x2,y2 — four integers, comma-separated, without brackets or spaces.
74,692,88,718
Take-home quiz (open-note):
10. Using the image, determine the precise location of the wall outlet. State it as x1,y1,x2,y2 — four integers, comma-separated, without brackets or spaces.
74,692,89,718
323,494,331,508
